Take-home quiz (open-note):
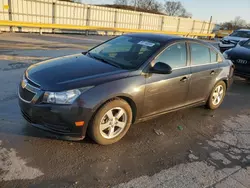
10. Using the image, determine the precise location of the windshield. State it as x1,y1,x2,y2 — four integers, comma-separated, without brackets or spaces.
88,36,162,70
230,30,250,38
243,40,250,49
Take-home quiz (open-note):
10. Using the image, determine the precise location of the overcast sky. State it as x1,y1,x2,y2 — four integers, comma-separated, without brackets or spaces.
80,0,250,23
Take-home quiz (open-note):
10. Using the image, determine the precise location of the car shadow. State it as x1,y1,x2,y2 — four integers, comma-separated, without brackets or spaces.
21,121,96,144
1,78,250,187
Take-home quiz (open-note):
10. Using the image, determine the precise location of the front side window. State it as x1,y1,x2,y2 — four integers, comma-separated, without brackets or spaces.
88,36,161,70
190,43,210,65
243,40,250,49
154,42,187,69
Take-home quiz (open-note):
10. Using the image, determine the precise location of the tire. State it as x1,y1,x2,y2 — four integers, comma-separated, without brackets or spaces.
206,81,226,110
88,98,132,145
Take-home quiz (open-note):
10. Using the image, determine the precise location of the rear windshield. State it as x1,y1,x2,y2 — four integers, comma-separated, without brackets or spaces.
230,31,250,38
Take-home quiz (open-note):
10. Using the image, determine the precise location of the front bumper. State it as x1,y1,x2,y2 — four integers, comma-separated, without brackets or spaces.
234,70,250,79
19,96,88,140
219,42,236,52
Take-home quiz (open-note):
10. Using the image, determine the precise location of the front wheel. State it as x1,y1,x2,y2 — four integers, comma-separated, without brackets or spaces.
206,81,226,110
88,99,132,145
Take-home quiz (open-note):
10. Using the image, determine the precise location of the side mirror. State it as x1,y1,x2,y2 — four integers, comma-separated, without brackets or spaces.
150,62,172,74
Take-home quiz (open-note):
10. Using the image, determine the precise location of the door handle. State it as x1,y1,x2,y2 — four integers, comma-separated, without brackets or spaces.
180,77,188,82
210,70,215,75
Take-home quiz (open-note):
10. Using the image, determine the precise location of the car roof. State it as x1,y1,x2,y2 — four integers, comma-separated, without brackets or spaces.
125,33,212,47
125,33,182,43
236,29,250,32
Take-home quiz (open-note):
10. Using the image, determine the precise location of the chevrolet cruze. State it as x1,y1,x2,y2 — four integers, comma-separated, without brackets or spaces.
18,33,234,145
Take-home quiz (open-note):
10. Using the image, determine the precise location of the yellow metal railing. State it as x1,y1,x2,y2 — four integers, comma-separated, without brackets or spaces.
0,20,215,38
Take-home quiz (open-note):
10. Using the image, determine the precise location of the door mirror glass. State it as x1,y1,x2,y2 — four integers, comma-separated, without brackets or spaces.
150,62,172,74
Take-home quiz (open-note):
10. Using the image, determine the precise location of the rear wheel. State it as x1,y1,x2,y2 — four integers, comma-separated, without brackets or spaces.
206,81,226,110
88,99,132,145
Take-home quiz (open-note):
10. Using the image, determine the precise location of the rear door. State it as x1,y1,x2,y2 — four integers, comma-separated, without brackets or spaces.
187,42,220,103
143,42,191,117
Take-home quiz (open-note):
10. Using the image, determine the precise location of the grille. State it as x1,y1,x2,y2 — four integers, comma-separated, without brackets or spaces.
19,86,36,102
233,59,249,65
43,123,71,133
26,76,40,88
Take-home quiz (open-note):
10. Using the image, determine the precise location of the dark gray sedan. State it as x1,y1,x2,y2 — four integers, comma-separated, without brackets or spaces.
18,33,234,145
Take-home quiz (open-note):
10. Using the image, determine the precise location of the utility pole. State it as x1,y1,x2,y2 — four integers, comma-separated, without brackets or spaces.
207,16,213,34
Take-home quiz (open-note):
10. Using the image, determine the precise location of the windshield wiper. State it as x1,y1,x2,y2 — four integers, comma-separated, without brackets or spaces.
87,53,122,69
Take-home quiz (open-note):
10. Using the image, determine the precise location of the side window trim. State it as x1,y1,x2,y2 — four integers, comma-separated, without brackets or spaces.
153,41,189,70
215,50,224,63
209,47,212,63
210,47,224,63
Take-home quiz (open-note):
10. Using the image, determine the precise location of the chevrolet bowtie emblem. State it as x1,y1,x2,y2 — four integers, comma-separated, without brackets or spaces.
21,78,28,89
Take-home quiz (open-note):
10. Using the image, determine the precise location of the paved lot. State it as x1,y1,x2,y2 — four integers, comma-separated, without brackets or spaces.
0,33,250,188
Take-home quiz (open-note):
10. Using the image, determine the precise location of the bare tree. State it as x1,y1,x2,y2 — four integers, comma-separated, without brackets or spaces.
231,16,247,29
164,1,191,18
179,8,192,18
58,0,81,2
130,0,163,12
114,0,128,5
151,1,163,12
220,17,249,30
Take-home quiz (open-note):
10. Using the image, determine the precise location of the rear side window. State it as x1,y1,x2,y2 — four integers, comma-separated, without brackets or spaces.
210,49,223,62
210,50,217,62
154,42,187,69
190,43,210,65
218,54,223,62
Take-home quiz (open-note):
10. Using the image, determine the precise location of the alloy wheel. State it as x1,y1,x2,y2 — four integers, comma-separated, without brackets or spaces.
99,107,128,139
212,85,224,106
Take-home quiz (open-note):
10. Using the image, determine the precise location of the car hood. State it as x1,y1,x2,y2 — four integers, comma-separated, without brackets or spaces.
223,36,249,43
228,46,250,61
26,54,130,91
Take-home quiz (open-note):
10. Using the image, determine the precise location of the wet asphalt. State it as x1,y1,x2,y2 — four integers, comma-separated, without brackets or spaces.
0,33,250,188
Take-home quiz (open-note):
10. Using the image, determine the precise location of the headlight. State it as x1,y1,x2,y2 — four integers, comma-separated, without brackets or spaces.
223,51,229,59
43,87,93,104
223,49,232,59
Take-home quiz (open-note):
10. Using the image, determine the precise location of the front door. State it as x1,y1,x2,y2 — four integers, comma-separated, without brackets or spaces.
143,42,191,117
